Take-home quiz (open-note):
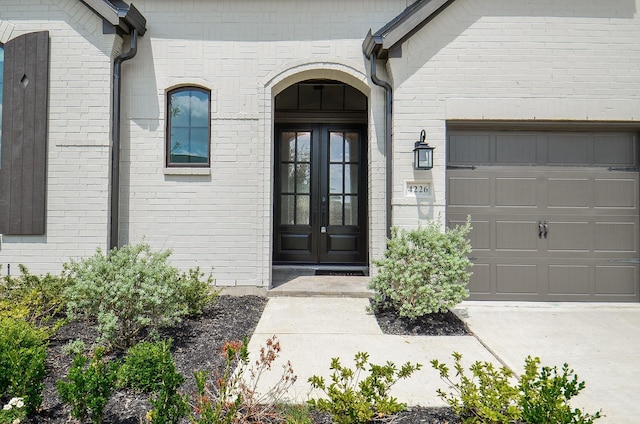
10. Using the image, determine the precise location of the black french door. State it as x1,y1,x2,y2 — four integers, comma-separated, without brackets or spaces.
273,124,367,264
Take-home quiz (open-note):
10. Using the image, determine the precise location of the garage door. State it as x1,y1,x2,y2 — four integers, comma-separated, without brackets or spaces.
446,130,640,301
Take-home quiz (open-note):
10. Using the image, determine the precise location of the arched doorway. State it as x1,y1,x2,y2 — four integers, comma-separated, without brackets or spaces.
273,79,368,265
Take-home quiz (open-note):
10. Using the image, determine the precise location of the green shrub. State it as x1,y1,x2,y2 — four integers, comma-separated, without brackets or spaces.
175,267,219,316
308,351,421,424
520,356,601,424
62,243,188,349
0,265,70,329
0,317,49,415
119,338,180,393
432,352,521,423
145,347,188,424
369,220,472,319
432,352,602,424
57,348,120,424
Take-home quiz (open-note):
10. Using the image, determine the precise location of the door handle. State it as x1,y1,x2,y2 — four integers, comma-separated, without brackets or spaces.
538,221,543,239
543,221,548,239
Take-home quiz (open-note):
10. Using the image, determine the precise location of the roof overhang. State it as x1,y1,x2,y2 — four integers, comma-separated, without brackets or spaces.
363,0,455,59
79,0,147,36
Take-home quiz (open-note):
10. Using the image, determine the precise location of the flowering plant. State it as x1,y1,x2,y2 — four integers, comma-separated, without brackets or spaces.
0,397,26,424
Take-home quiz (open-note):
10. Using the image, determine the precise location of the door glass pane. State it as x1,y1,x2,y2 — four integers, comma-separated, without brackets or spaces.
297,132,311,162
330,164,343,194
296,164,310,193
281,195,295,225
345,132,359,161
330,132,344,162
344,164,358,194
281,132,296,161
345,195,358,226
329,195,343,225
296,195,310,225
281,164,295,192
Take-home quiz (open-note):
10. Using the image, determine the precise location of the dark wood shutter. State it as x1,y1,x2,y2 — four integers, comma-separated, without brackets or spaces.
0,31,49,235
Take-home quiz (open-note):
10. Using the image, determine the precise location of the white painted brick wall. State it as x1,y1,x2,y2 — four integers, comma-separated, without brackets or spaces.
6,0,638,287
389,0,640,230
0,0,116,275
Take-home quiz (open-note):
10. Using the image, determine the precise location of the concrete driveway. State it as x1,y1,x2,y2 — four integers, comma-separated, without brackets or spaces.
456,301,640,424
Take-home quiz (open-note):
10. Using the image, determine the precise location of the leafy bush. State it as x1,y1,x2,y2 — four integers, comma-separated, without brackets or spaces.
432,352,602,424
56,348,120,424
190,336,297,424
119,338,180,393
0,265,70,329
369,220,472,319
520,356,601,424
308,351,421,424
145,348,188,424
63,243,188,349
175,267,219,316
0,317,49,415
432,352,521,423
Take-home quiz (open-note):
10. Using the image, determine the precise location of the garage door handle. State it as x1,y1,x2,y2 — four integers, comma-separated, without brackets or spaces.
538,221,544,239
543,221,548,238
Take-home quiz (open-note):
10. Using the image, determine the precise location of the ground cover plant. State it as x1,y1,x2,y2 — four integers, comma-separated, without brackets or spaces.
308,352,421,424
432,352,602,424
369,220,472,319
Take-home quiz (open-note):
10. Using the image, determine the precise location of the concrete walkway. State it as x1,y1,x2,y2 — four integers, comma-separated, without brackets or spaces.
245,295,640,423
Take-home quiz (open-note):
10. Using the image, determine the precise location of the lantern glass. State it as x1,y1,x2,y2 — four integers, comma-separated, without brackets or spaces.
413,142,434,169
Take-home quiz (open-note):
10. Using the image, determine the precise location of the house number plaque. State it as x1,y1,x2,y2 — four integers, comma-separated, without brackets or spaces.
405,181,432,197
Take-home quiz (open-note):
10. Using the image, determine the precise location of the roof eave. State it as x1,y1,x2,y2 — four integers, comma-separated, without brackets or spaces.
79,0,147,36
363,0,455,58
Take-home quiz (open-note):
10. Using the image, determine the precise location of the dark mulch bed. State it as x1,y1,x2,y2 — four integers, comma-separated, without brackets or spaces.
372,302,469,336
27,295,464,423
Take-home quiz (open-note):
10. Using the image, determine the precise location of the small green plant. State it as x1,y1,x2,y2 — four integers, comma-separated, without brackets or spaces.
119,338,179,393
190,336,297,424
432,353,602,424
176,266,219,316
0,397,26,424
62,243,188,349
369,219,472,319
520,356,601,424
145,353,188,424
56,348,120,424
432,352,521,423
0,317,49,415
308,351,421,424
278,403,314,424
0,265,70,329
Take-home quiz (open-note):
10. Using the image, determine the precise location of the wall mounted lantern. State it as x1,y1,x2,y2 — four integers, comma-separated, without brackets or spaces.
413,129,435,170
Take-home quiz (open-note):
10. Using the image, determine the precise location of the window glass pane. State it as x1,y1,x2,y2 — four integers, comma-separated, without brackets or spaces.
281,195,295,225
329,195,343,225
345,195,358,226
322,85,343,110
330,164,343,194
298,84,321,109
189,128,209,163
344,85,367,111
296,164,310,193
190,90,209,127
296,195,310,225
296,132,311,162
275,85,298,110
345,132,359,162
344,164,358,194
281,164,295,193
330,132,344,162
281,132,296,161
168,87,210,166
170,91,190,127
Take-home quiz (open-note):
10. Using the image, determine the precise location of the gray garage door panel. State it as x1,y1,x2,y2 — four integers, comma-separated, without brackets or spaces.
447,130,640,302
